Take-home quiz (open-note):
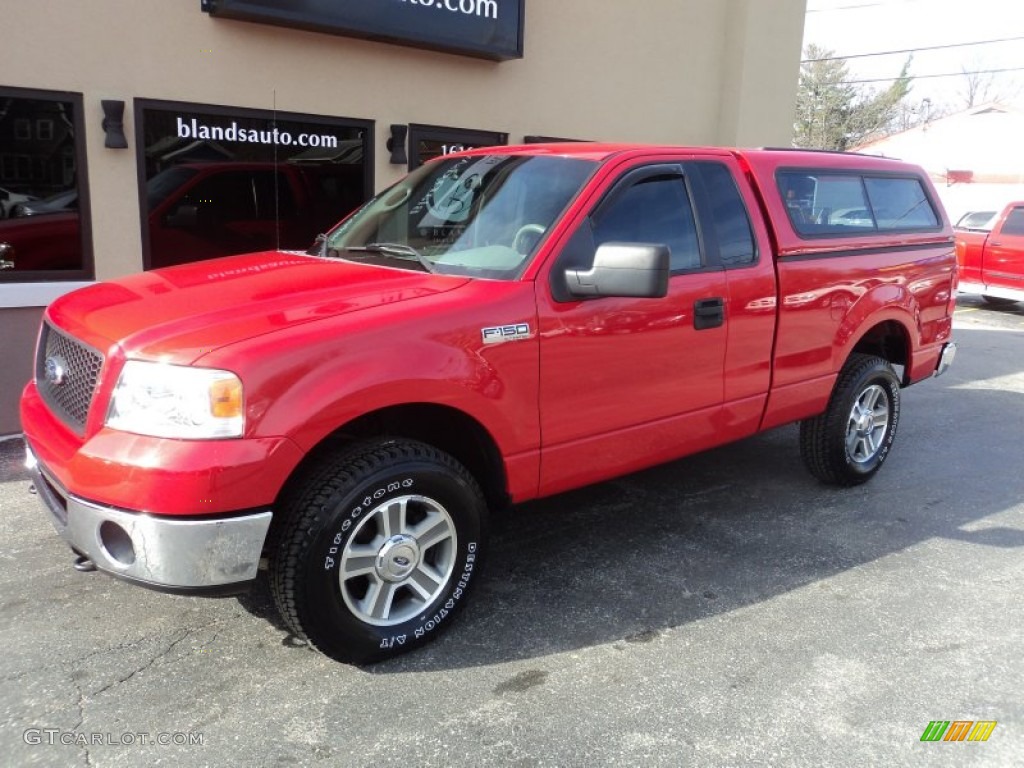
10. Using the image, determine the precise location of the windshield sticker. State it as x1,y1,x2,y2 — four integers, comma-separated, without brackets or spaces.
414,156,508,226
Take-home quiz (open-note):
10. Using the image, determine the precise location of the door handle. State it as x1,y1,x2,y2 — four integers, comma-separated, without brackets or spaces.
694,297,725,330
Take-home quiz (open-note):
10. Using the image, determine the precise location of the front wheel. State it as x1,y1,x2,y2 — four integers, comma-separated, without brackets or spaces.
800,354,901,486
269,440,487,664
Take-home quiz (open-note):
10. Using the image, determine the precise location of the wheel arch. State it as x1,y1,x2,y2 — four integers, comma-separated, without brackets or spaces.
847,318,912,384
272,402,510,529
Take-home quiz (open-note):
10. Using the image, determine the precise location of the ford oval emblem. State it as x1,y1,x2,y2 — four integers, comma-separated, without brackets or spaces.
44,355,67,387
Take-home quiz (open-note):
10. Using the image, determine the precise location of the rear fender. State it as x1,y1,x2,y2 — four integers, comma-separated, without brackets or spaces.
833,283,915,372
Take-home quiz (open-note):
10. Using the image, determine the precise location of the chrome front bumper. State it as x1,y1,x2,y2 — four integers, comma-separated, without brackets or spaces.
26,447,272,594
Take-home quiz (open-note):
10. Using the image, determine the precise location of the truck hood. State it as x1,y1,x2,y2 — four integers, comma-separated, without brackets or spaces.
47,251,471,363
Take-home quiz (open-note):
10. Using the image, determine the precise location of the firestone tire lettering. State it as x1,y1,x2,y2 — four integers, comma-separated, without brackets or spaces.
269,439,487,665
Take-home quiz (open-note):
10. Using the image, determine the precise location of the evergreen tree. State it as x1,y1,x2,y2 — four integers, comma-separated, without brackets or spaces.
794,44,913,150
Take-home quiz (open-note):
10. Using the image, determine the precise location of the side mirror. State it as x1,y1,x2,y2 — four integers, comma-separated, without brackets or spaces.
166,204,199,230
565,243,670,299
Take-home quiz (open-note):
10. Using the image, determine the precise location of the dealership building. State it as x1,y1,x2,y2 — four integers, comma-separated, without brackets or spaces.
0,0,807,435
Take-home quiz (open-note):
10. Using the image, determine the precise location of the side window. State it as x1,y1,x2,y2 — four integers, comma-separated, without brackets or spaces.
778,170,939,235
779,172,872,234
593,175,701,271
695,162,756,266
1001,207,1024,236
863,177,939,229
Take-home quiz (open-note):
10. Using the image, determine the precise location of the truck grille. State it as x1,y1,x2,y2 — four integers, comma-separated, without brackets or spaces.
35,322,104,434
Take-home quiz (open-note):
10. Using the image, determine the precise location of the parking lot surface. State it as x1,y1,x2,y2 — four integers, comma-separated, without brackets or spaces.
1,295,1022,767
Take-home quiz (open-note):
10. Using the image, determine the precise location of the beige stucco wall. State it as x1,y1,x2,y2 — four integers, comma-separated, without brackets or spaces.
0,0,806,433
3,0,806,280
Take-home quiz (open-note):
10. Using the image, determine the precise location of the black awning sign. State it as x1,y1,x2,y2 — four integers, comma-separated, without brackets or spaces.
202,0,525,61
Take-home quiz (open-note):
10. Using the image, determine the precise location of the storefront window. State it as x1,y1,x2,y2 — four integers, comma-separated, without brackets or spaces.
0,87,90,279
137,100,373,270
407,124,508,170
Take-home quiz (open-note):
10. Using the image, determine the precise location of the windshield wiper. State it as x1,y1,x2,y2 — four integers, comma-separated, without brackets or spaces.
342,243,435,274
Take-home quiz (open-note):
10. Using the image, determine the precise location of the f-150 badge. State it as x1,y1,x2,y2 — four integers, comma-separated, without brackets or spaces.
481,323,532,344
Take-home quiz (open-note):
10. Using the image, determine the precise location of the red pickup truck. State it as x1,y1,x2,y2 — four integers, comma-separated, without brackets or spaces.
21,145,957,663
954,202,1024,305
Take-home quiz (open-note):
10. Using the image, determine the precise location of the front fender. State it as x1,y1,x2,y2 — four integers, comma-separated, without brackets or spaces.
197,283,541,471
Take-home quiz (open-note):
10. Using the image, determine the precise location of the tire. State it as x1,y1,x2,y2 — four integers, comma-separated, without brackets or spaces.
269,439,487,664
799,354,901,486
981,295,1018,307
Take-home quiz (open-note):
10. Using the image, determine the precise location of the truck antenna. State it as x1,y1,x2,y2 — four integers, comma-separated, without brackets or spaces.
273,89,280,252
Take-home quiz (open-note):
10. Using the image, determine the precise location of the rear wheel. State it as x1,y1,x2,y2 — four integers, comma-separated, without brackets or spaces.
270,439,487,664
800,354,901,486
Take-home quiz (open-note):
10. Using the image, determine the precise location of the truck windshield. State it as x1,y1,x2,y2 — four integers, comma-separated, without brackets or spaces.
322,155,596,279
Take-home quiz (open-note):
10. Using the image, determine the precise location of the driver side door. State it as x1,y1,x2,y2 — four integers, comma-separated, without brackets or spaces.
535,162,729,496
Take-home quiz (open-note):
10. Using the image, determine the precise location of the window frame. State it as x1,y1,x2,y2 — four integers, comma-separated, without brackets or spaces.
406,124,508,171
0,85,93,285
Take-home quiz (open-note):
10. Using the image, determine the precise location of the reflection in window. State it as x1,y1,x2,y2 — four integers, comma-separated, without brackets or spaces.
140,104,370,270
594,175,701,271
326,155,594,279
863,177,939,229
778,171,938,236
407,124,508,169
696,162,756,267
0,90,86,275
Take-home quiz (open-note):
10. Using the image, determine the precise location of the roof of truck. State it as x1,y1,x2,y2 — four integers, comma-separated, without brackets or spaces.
458,143,921,172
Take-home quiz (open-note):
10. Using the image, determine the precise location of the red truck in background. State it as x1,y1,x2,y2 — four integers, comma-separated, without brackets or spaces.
20,145,957,664
954,201,1024,305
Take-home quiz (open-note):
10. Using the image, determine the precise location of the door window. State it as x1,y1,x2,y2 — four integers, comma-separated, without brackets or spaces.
694,162,756,267
1001,207,1024,236
593,174,701,271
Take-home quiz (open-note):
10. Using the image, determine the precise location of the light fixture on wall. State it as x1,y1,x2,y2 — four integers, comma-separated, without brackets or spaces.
101,100,128,149
387,124,408,165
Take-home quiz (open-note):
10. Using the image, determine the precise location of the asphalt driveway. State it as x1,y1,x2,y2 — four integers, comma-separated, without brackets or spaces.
1,296,1022,767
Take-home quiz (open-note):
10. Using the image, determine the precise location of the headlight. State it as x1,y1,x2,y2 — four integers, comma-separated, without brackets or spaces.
106,361,244,439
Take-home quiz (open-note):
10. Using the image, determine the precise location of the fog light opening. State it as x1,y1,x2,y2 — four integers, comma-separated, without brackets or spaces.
98,521,136,566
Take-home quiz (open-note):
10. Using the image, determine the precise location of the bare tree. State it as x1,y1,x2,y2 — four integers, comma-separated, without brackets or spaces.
960,60,996,108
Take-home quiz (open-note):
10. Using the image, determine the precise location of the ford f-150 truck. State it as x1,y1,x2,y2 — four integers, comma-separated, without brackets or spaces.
21,145,957,664
954,201,1024,305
